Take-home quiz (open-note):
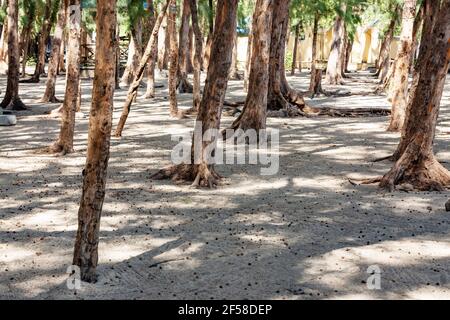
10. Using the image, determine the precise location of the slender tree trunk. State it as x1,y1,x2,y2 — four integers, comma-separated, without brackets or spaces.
203,0,214,70
115,21,120,89
143,0,157,98
308,13,319,93
244,22,253,92
387,0,417,132
120,20,143,86
58,29,66,74
29,0,53,82
115,1,170,137
229,32,241,80
20,3,36,77
340,27,348,77
0,0,8,65
379,0,450,191
291,24,299,76
177,0,193,93
188,0,203,111
48,0,81,154
168,0,179,116
228,0,273,132
409,1,424,73
325,5,346,85
152,0,238,188
376,8,398,81
73,0,117,283
157,14,168,70
41,0,67,103
0,0,25,110
344,38,352,73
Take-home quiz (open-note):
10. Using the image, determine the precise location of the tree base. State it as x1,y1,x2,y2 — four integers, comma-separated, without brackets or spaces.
177,78,193,94
1,98,28,111
41,96,63,104
151,163,222,188
379,157,450,192
39,141,74,156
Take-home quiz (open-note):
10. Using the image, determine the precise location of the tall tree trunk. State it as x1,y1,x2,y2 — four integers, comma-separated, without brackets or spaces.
325,5,346,85
73,0,117,283
41,0,67,103
344,38,352,73
157,14,168,70
120,19,143,86
228,0,273,132
203,0,214,70
243,22,253,92
0,0,26,110
152,0,238,188
291,23,299,76
379,0,450,191
115,0,170,137
143,0,157,98
58,29,66,74
340,27,348,77
188,0,203,111
0,0,8,65
168,0,179,116
20,3,36,77
29,0,53,83
267,0,306,116
409,1,424,73
47,0,81,154
308,13,319,93
177,0,193,93
229,32,241,80
376,7,399,81
387,0,417,132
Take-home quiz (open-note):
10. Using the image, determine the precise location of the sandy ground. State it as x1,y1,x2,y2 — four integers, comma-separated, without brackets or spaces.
0,68,450,300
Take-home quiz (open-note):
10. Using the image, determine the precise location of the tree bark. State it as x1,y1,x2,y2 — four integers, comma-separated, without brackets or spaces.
152,0,238,188
325,4,346,85
120,19,143,86
203,0,214,70
308,13,319,93
387,0,417,132
177,0,193,93
229,32,241,80
168,0,179,116
291,23,299,76
115,0,170,137
20,1,36,77
29,0,53,83
48,0,81,154
41,0,67,103
0,0,26,110
379,0,450,191
228,0,273,132
188,0,203,111
376,7,399,81
243,22,253,92
0,0,8,65
58,29,66,74
143,0,157,98
73,0,117,283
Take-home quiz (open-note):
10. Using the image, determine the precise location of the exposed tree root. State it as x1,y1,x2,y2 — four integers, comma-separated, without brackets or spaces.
379,157,450,192
151,163,222,188
371,155,394,162
348,177,382,186
37,142,73,156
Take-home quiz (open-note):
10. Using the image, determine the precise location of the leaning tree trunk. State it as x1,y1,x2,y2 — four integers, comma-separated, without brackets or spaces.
115,0,170,137
188,0,203,112
73,0,117,283
387,0,417,132
143,0,157,99
120,20,143,86
29,0,53,83
41,0,67,103
379,0,450,191
168,0,179,116
152,0,238,188
177,0,193,93
47,0,81,154
308,13,319,93
376,8,398,81
228,0,273,133
325,5,346,85
0,0,26,110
